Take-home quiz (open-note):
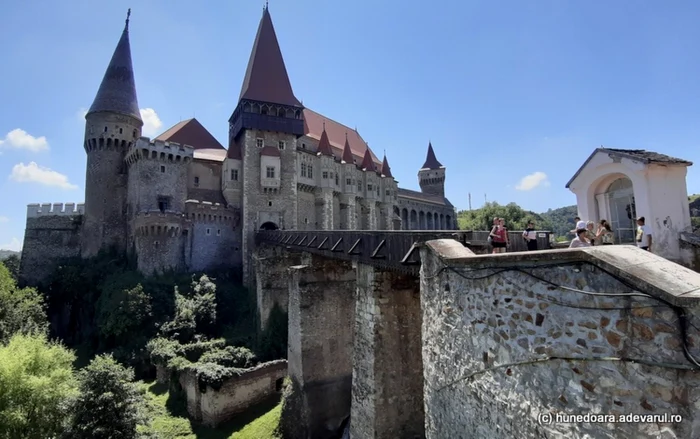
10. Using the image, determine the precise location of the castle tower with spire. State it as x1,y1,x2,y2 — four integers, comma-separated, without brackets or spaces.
82,9,143,257
418,142,446,197
227,5,305,283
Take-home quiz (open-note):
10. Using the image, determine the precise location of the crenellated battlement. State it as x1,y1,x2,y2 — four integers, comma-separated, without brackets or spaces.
125,137,195,167
133,209,188,237
27,202,85,218
185,200,240,225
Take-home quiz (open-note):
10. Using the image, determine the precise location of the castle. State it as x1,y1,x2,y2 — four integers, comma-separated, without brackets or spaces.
18,7,456,286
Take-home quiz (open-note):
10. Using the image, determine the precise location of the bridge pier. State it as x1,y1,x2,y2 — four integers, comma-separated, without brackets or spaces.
254,243,303,330
351,263,425,439
281,254,356,439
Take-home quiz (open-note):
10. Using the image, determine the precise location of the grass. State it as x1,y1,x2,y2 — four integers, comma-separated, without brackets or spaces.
139,381,282,439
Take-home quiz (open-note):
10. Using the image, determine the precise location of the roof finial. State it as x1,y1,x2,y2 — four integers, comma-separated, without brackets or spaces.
125,8,131,30
265,0,268,10
322,120,326,131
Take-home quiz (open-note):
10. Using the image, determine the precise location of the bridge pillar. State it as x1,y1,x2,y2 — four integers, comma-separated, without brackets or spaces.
253,243,303,330
281,254,356,439
351,263,425,439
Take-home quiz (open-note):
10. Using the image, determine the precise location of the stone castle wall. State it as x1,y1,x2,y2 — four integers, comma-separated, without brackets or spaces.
420,241,700,439
19,210,83,286
176,360,287,428
186,200,241,272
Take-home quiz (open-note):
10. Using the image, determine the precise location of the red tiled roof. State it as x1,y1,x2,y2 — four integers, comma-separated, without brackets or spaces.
155,118,225,151
260,145,281,157
303,108,380,167
316,124,334,157
421,142,443,169
381,155,393,178
239,7,301,107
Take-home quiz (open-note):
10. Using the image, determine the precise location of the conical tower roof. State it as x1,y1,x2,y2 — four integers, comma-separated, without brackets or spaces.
341,133,354,164
381,154,393,178
361,148,376,172
239,6,301,107
87,9,141,122
421,142,443,169
317,123,334,157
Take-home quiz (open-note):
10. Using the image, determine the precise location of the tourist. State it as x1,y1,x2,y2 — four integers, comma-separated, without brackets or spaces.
569,216,582,235
490,218,508,253
487,217,498,247
586,221,597,246
522,221,538,251
569,229,591,248
596,219,614,245
636,216,653,252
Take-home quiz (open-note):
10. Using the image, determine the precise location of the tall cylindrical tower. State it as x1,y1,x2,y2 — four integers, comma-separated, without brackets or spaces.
81,10,143,257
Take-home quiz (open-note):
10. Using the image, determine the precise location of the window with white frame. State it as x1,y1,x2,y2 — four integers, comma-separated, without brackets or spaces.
266,166,276,179
278,141,285,150
230,169,238,181
322,171,328,179
256,138,263,148
301,163,307,177
308,165,313,178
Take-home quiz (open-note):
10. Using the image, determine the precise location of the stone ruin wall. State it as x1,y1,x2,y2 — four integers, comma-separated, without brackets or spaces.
165,360,287,428
420,241,700,439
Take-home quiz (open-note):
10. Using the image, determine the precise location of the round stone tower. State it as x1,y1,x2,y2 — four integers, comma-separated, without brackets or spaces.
81,10,143,257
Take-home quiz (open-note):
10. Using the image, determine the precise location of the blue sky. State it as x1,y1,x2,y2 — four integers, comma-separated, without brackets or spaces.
2,0,700,251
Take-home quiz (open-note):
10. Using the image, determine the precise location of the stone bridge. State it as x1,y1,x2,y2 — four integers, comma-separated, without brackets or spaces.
254,231,700,439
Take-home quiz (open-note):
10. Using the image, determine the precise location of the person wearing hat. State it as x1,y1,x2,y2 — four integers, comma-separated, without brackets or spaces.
635,216,652,252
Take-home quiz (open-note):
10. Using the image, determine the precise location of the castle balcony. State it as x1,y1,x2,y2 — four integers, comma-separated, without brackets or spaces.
230,111,304,140
27,202,85,218
125,138,194,166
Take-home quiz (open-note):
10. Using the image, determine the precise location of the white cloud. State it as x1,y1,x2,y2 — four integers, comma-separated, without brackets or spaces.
77,108,88,121
9,162,78,190
515,171,550,191
0,216,8,223
0,129,49,152
140,108,162,137
0,237,22,252
75,107,163,138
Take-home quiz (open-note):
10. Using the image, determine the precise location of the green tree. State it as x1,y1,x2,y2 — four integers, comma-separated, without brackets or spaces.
457,202,554,232
0,254,20,282
160,275,217,343
63,354,145,439
0,333,78,439
0,263,47,344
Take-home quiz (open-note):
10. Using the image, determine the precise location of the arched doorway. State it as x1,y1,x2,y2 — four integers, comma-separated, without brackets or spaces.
605,177,635,243
259,221,279,231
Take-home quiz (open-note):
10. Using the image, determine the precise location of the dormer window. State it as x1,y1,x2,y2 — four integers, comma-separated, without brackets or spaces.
256,138,263,148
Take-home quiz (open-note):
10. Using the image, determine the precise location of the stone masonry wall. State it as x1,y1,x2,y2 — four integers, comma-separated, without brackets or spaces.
282,253,355,439
351,263,425,439
198,360,287,427
254,243,303,329
19,215,82,286
420,241,700,439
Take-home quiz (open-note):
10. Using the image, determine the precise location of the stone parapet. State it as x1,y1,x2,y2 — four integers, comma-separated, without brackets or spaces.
26,202,85,218
125,137,194,166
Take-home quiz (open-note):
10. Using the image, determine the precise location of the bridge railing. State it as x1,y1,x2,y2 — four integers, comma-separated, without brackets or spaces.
255,229,553,274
